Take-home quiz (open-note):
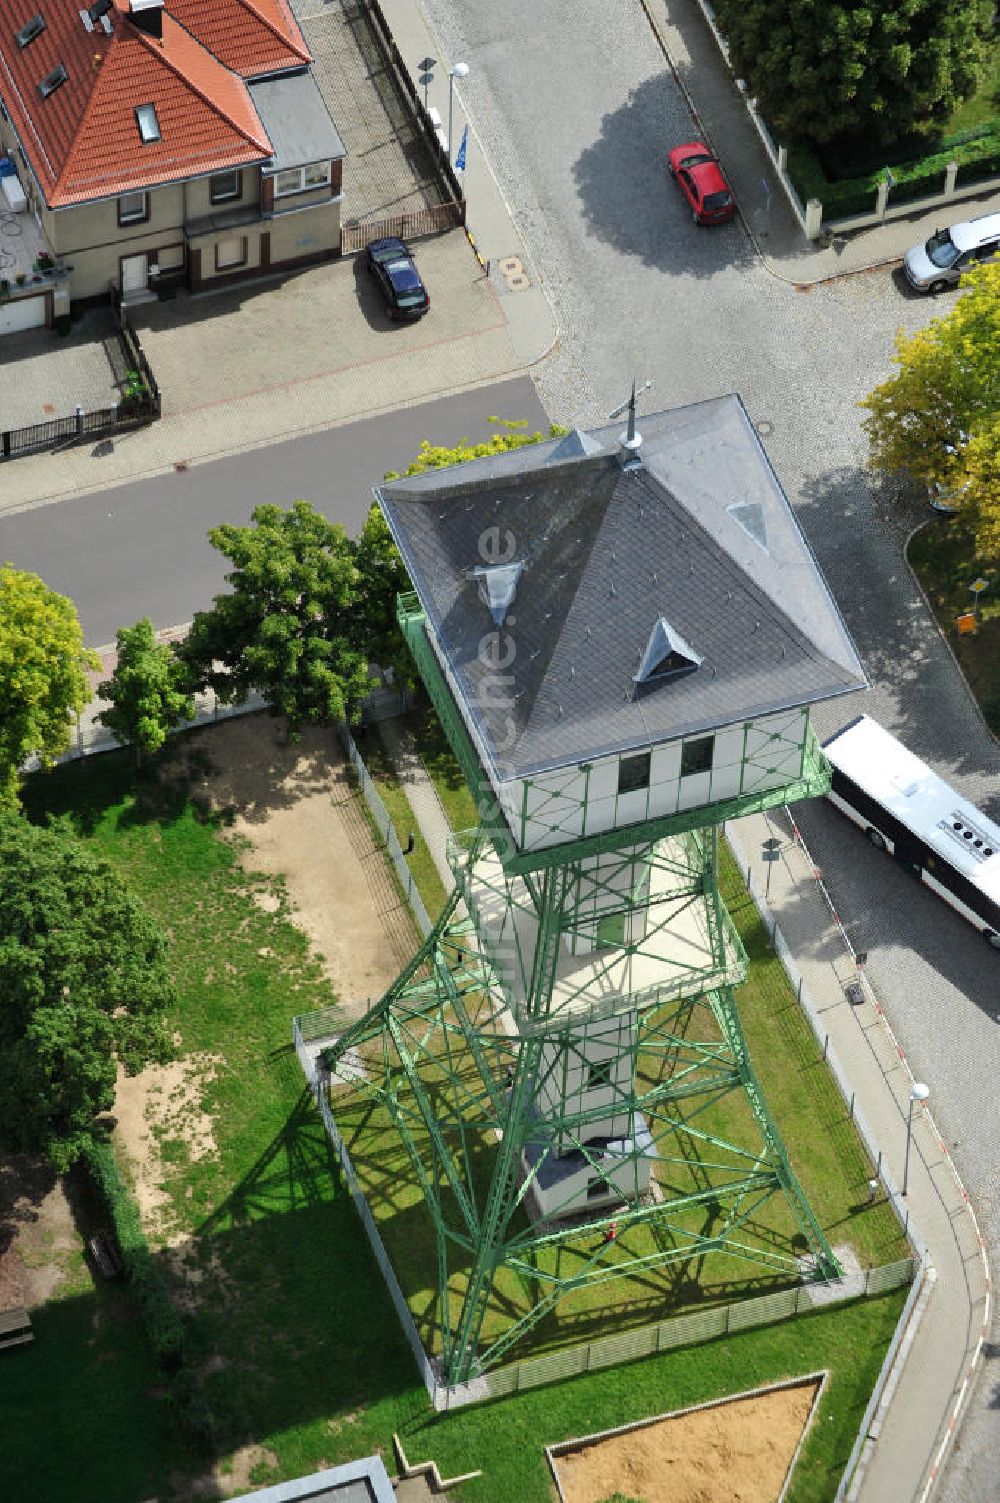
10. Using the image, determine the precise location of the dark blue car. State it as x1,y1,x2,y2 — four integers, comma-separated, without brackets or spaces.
365,236,431,321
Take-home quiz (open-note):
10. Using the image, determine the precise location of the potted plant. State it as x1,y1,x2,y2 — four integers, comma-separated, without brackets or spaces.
119,369,150,415
34,250,54,274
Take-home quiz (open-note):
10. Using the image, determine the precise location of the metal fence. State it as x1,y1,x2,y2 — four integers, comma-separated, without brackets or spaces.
1,290,160,462
339,0,465,255
341,202,465,254
338,719,433,937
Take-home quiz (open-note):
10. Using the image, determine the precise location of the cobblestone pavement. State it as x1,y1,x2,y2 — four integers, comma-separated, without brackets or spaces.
0,308,119,431
296,0,445,224
414,0,1000,1496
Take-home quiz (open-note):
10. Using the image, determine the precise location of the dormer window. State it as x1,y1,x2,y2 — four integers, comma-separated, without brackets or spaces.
38,64,68,99
135,104,161,144
16,12,45,48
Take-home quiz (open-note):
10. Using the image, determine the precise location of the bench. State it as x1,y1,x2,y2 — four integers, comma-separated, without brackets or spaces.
0,1306,33,1351
88,1229,124,1279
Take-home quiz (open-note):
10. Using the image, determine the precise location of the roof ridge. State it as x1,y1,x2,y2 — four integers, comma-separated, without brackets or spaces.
141,17,272,155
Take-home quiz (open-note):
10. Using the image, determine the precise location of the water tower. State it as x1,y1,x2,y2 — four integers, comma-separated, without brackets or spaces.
318,394,866,1386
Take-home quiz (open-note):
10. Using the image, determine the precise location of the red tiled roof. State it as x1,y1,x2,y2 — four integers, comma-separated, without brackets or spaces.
0,0,305,207
168,0,311,78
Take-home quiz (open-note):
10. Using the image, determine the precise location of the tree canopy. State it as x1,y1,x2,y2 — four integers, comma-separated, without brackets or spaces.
0,814,174,1169
712,0,993,145
0,564,98,810
179,501,372,734
860,262,1000,553
98,618,195,763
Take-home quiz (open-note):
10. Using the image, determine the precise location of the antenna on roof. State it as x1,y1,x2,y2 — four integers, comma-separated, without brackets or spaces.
608,377,652,471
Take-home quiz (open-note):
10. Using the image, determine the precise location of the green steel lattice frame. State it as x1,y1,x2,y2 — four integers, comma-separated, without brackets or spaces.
311,595,840,1385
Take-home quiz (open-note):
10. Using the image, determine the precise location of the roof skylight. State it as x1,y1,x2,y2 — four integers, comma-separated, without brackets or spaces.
16,12,45,48
633,616,702,687
38,63,68,99
471,561,524,627
726,500,768,552
135,103,161,144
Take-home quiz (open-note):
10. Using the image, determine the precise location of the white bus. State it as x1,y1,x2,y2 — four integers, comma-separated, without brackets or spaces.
823,714,1000,951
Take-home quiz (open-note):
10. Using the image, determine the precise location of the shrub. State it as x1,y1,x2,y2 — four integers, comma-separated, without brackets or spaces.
170,1367,216,1454
84,1138,185,1372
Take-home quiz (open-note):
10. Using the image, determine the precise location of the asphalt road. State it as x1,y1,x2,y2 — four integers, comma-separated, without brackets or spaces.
0,376,548,648
419,0,999,1495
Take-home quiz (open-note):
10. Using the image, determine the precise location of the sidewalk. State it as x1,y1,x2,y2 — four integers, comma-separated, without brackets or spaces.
728,808,989,1503
643,0,1000,284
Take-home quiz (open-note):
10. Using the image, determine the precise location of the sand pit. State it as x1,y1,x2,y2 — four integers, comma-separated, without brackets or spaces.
552,1376,823,1503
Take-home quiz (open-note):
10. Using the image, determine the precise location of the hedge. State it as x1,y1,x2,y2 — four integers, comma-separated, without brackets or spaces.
84,1137,185,1372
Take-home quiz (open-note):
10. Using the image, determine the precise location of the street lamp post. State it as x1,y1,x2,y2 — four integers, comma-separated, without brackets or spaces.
902,1082,930,1196
448,61,469,159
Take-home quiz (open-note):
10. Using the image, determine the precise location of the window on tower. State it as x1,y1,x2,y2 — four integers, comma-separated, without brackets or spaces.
618,752,650,794
680,736,715,777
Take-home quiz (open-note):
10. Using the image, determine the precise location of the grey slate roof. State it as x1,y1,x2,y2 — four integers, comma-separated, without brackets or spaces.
378,395,867,781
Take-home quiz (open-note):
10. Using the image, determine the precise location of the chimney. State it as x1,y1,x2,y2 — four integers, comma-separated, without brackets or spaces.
129,0,163,40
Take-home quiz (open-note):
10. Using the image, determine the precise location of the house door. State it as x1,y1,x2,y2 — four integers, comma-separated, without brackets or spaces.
121,253,148,295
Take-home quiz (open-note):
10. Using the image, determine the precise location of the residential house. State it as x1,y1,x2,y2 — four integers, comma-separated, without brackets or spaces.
0,0,345,332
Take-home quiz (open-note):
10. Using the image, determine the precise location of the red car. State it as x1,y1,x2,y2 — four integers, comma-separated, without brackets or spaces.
667,141,735,225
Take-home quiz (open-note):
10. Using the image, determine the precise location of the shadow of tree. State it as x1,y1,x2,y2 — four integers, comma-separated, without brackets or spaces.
571,75,754,277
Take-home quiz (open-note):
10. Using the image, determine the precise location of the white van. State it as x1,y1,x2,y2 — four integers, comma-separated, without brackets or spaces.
903,211,1000,293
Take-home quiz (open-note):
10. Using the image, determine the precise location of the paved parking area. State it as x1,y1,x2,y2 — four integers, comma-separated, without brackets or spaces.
296,0,446,225
0,308,119,432
129,231,501,419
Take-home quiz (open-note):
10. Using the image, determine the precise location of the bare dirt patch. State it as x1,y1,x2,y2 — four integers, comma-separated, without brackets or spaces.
0,1156,78,1309
176,715,416,1017
113,1054,223,1241
553,1379,820,1503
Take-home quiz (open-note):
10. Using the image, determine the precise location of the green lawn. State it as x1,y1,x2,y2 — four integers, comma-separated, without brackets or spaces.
353,722,450,916
908,519,1000,731
7,725,907,1502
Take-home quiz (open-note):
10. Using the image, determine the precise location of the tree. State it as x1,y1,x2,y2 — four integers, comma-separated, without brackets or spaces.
860,262,1000,553
352,421,567,680
712,0,993,145
97,618,195,764
179,501,372,735
0,564,99,810
0,814,174,1169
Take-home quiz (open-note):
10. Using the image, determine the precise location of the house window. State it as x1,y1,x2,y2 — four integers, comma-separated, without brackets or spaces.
587,1060,613,1091
680,736,714,778
135,104,160,144
210,169,241,204
273,162,331,198
214,235,247,270
618,752,650,795
118,190,149,225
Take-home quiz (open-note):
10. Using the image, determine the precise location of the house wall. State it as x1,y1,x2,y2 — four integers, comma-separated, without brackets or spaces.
507,706,811,852
43,185,185,299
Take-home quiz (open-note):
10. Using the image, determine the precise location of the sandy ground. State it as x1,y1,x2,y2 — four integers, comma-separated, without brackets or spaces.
554,1379,820,1503
181,715,416,1017
0,1156,78,1310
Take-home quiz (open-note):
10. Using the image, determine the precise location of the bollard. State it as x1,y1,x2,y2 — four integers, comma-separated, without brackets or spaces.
822,1033,829,1061
849,1091,855,1121
75,403,85,438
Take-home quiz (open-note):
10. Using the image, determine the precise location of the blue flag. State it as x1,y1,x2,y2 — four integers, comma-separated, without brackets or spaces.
455,125,468,173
